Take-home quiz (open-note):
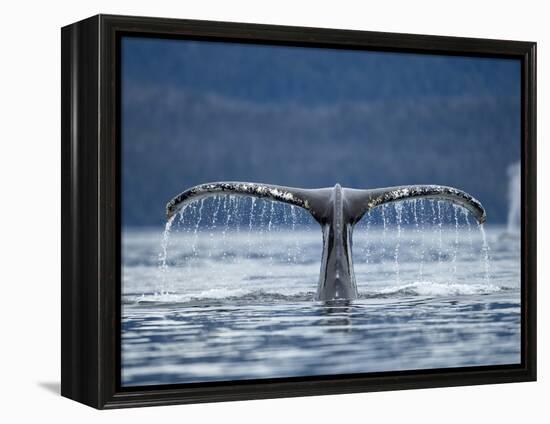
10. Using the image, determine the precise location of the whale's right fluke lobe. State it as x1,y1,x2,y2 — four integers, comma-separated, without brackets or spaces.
344,185,486,225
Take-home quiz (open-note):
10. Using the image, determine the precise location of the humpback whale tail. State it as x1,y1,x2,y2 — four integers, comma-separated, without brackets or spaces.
166,182,486,301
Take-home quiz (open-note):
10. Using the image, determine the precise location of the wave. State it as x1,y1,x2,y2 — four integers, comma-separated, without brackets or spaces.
124,288,316,305
364,281,504,298
123,280,511,306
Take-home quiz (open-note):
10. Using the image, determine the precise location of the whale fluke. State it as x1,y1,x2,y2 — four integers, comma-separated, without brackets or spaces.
166,182,486,301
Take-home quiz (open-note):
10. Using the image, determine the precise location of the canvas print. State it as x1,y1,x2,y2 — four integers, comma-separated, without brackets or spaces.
121,36,521,387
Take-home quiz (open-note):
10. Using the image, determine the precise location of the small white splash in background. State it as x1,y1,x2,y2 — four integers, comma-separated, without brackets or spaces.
507,161,521,234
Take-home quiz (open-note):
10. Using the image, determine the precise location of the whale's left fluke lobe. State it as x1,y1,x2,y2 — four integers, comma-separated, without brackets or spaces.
166,181,487,302
166,182,318,219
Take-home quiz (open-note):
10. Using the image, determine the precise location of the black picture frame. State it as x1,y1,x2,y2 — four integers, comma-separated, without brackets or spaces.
61,14,537,409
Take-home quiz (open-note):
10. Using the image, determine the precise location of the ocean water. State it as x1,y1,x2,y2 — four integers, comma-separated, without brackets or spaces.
121,199,521,387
